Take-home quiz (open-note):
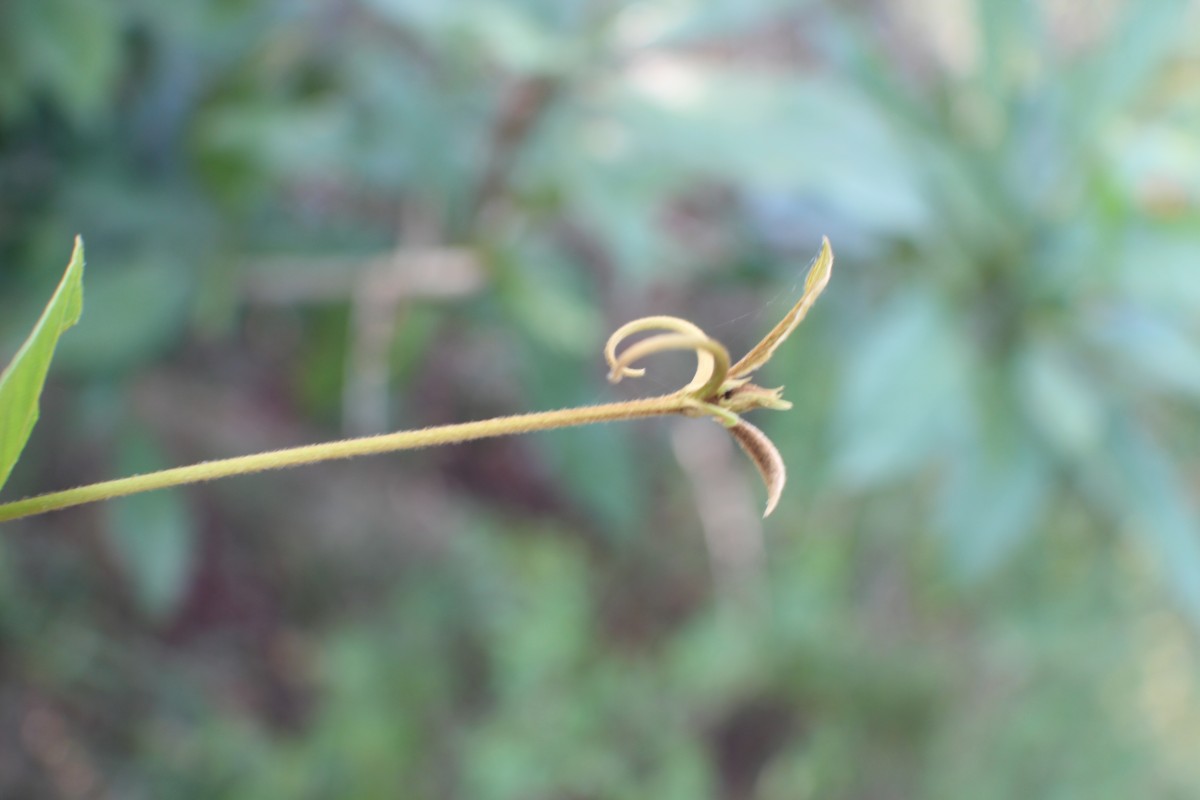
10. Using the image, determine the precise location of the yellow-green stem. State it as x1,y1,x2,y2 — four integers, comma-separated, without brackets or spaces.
0,395,686,524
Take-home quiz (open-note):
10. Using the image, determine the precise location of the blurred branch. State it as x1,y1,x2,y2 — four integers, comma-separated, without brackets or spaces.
240,248,483,306
469,75,561,224
243,245,485,434
344,205,474,434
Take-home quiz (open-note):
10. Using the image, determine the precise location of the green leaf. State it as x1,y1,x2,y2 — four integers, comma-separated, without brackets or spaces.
0,236,85,492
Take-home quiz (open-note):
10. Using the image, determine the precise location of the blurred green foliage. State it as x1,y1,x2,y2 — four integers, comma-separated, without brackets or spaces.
3,0,1200,797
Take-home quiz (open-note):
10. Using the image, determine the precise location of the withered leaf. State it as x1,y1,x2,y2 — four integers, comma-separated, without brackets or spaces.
728,418,786,518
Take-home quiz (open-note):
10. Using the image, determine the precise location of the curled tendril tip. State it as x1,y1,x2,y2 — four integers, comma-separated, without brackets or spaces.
603,236,833,517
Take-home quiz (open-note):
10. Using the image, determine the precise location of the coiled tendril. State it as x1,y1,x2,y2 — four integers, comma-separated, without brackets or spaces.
598,236,834,515
604,315,731,400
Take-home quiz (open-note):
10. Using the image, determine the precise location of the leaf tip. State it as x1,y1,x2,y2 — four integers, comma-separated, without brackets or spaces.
807,236,834,294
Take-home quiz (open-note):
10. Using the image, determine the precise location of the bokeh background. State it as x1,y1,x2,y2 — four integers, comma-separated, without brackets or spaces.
3,0,1200,797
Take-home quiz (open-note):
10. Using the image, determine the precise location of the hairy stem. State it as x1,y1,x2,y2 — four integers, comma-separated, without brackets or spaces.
0,395,686,524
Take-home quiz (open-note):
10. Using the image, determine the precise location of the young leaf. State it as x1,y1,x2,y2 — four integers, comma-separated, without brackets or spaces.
729,236,833,379
0,237,85,492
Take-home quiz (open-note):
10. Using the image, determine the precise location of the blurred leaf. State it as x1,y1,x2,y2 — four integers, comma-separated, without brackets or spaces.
1088,306,1200,399
833,293,971,485
477,532,593,694
936,431,1052,579
0,236,84,492
104,430,195,621
666,608,765,708
523,350,643,531
459,2,578,75
618,69,930,234
629,0,815,46
537,67,929,281
1016,338,1105,457
0,0,123,124
977,0,1041,100
1115,228,1200,315
197,100,354,178
1064,0,1190,146
546,137,685,282
547,422,642,531
53,253,193,374
502,244,603,356
1098,421,1200,628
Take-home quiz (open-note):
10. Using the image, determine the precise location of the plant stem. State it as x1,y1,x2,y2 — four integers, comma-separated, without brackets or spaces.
0,395,685,524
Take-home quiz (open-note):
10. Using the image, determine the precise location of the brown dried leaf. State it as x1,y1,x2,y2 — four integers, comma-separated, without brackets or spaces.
727,419,787,517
